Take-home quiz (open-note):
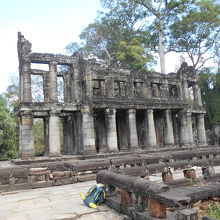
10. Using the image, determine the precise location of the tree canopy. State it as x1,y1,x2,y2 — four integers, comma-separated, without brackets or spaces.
66,1,155,70
66,0,220,73
199,66,220,128
170,0,220,70
0,95,18,160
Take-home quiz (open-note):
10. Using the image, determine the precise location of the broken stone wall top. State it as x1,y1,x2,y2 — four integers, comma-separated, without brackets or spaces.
17,33,203,113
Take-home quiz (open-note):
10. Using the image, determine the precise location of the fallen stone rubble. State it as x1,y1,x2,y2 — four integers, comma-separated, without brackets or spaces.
0,147,219,192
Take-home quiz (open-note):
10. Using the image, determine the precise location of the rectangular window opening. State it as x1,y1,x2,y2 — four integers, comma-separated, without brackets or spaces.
31,63,49,71
57,76,64,102
169,85,178,98
92,79,105,96
31,75,44,102
114,81,126,96
134,82,143,97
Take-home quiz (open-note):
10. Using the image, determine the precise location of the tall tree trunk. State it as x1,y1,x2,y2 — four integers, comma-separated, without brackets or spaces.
158,29,166,74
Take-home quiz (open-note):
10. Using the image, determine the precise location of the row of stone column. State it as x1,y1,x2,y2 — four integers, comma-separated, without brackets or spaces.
19,108,207,158
82,107,207,154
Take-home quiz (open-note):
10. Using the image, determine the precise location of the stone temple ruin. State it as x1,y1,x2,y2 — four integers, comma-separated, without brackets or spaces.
17,32,207,159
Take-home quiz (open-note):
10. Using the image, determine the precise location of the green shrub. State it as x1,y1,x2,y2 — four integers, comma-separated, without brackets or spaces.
208,202,220,219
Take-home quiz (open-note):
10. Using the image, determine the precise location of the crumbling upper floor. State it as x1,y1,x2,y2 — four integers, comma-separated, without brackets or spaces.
17,32,204,114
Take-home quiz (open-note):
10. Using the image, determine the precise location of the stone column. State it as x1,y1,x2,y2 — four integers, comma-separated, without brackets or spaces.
196,113,207,145
63,74,71,103
43,117,49,156
85,65,93,98
19,111,34,158
146,109,157,146
127,109,138,150
182,79,189,102
81,106,96,155
179,110,190,146
43,73,50,102
22,58,32,102
193,83,202,106
49,111,61,156
172,113,179,144
164,109,175,145
106,108,119,152
187,112,194,144
49,61,58,102
178,82,184,101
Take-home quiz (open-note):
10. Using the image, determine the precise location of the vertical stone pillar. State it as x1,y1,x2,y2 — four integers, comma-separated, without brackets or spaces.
43,117,49,156
187,112,194,144
146,109,157,146
49,61,58,102
178,82,184,101
106,108,119,152
179,110,190,146
81,106,96,155
85,65,93,98
49,111,61,156
196,113,207,145
182,79,189,102
19,111,34,158
63,74,71,103
127,109,138,150
43,73,50,102
164,109,174,145
22,58,32,102
172,113,179,144
193,83,202,106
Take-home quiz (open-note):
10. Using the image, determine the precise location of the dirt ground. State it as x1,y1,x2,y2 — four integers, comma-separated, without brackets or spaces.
192,198,220,220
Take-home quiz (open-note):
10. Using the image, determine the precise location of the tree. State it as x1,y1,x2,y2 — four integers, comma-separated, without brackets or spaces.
66,1,155,70
198,67,220,128
96,0,220,73
170,0,220,70
135,0,195,73
100,0,195,73
0,95,18,160
3,74,19,112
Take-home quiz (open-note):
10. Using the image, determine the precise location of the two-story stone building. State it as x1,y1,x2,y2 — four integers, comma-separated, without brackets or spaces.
17,33,207,159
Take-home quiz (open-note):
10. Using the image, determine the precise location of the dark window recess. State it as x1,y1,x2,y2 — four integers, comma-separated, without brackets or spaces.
169,85,178,98
134,82,143,97
92,79,105,96
114,81,126,96
151,83,161,97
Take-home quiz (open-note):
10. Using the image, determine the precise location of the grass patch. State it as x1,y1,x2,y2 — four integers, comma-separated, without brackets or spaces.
207,202,220,219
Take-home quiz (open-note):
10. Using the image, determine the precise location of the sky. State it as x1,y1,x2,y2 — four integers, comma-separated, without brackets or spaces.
0,0,102,93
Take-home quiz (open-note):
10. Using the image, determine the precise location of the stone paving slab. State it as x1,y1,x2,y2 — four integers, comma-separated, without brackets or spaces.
0,180,125,220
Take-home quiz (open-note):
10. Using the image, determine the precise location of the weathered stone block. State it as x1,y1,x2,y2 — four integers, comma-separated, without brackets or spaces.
177,209,198,220
0,169,11,179
77,174,96,182
148,198,166,218
12,168,29,178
